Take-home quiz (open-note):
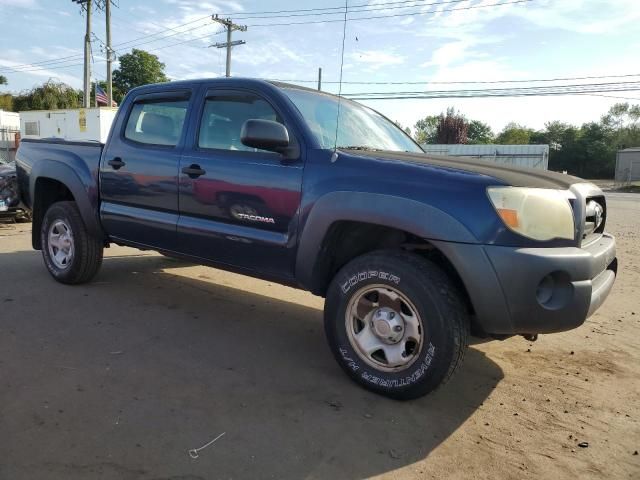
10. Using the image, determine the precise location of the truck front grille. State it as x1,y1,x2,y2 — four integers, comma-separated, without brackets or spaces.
583,195,606,244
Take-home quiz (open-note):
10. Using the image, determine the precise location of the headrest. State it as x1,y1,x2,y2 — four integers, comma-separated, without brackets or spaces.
141,112,174,137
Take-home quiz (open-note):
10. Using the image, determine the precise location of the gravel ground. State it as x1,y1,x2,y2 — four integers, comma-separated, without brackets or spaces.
0,193,638,480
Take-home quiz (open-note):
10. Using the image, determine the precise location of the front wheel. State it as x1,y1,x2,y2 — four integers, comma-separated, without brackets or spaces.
324,250,469,400
41,201,103,284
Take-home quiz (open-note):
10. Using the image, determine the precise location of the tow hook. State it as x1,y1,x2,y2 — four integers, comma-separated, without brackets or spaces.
522,334,538,342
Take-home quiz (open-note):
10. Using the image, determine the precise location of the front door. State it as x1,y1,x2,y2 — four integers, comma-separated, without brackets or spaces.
100,89,192,251
177,88,304,278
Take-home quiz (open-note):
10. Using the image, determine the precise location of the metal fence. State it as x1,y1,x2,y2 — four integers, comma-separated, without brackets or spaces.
0,127,19,164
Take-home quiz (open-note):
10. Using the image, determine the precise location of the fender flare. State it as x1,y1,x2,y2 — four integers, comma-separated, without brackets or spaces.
30,158,104,248
295,191,478,292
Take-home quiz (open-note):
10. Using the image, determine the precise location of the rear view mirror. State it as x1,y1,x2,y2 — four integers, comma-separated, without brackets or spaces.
241,119,290,153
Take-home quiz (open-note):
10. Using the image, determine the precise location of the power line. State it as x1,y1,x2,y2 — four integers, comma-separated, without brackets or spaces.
215,0,465,17
342,82,640,100
0,13,213,72
145,30,225,54
584,93,640,101
0,23,222,74
230,0,470,20
270,73,640,85
344,81,640,96
244,0,533,27
0,0,530,74
0,27,222,74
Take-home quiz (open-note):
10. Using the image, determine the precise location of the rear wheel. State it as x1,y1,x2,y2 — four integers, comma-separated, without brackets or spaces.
41,201,103,284
324,250,469,400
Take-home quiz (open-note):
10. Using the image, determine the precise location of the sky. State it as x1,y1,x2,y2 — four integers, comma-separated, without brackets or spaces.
0,0,639,134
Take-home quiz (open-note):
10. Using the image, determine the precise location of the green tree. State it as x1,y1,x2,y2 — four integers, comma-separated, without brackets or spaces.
0,75,7,86
12,80,81,111
496,122,533,144
466,120,493,144
112,49,168,103
545,120,617,178
601,102,640,130
394,120,411,136
0,94,12,111
600,102,640,150
413,115,439,144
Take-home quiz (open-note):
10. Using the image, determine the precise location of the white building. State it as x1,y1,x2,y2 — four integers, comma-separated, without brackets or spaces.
0,110,20,163
615,148,640,184
0,110,20,130
420,144,550,170
19,107,117,143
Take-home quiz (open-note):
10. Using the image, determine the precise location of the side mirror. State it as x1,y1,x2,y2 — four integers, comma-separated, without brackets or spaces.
241,119,291,154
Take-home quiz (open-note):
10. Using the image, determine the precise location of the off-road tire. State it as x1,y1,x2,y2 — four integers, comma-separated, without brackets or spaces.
324,250,469,400
41,201,103,284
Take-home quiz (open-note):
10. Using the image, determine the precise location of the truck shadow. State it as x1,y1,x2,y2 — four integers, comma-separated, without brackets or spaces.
0,250,504,480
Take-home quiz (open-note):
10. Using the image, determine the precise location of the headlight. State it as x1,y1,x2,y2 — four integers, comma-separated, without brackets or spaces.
487,187,575,241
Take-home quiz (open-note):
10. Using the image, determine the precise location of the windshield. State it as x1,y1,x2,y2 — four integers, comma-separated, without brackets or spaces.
281,88,423,153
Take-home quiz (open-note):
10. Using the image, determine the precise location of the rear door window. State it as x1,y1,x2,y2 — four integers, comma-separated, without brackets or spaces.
124,100,188,146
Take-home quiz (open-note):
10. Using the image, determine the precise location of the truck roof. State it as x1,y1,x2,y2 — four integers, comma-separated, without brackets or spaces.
128,77,340,99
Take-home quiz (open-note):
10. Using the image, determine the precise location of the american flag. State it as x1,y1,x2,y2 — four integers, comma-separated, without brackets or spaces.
96,85,117,107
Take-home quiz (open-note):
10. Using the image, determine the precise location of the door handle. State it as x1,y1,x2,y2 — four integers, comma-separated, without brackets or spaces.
108,157,125,170
182,164,206,178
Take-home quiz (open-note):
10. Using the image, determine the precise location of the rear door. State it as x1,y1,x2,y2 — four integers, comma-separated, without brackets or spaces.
177,87,304,277
100,89,193,251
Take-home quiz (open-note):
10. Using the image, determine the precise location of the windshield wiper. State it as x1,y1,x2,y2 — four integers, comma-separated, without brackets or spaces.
338,146,383,151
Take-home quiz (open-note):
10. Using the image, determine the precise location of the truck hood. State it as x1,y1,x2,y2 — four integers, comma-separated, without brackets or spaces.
346,150,584,189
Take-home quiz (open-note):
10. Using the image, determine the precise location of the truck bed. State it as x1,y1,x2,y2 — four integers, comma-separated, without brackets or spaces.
16,138,103,211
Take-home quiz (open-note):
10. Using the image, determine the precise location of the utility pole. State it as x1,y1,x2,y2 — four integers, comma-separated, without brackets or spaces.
73,0,109,107
83,0,92,107
105,0,113,107
210,15,247,77
318,67,322,91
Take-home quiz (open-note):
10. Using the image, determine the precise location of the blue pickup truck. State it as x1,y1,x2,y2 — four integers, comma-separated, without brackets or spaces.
15,78,617,399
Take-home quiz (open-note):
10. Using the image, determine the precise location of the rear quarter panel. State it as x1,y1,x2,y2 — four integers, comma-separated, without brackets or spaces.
16,139,104,241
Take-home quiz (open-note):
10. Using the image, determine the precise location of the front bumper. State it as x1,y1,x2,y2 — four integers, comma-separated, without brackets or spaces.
432,234,617,335
484,234,617,334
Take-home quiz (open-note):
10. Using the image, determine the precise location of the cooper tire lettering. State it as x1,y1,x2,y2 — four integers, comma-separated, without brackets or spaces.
339,270,402,293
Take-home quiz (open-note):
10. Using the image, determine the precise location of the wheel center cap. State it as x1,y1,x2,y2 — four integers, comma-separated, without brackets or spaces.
372,308,404,344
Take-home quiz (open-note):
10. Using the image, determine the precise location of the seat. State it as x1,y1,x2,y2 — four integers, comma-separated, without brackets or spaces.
139,112,176,145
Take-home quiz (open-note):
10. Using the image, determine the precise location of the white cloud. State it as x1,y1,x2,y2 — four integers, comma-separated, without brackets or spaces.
512,0,640,34
0,59,80,88
129,5,157,15
424,58,529,85
420,40,473,69
349,50,405,71
163,0,244,14
0,0,38,8
234,41,306,67
415,0,640,38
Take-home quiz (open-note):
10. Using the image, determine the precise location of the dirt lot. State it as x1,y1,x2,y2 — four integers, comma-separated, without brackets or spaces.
0,194,638,480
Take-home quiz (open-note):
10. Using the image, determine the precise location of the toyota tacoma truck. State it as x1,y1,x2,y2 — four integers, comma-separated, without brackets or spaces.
15,78,617,400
